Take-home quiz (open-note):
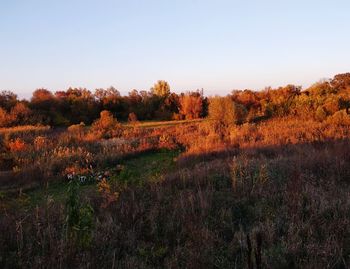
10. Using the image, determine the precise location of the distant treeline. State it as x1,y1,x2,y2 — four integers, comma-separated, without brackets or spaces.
0,73,350,127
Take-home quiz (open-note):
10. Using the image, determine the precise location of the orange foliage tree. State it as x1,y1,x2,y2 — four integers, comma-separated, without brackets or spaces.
179,92,203,120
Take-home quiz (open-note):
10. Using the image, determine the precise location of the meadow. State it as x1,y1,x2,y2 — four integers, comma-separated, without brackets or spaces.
1,74,350,268
0,116,349,268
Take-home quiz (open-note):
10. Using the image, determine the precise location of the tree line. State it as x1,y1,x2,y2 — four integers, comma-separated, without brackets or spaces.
0,80,207,127
1,73,350,127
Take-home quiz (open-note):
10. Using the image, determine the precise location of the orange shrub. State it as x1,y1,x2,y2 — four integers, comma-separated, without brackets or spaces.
90,110,122,139
33,136,47,150
7,138,27,152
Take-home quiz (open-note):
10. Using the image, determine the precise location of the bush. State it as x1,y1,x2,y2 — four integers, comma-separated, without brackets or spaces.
315,106,327,121
128,112,138,123
327,109,350,125
90,110,122,139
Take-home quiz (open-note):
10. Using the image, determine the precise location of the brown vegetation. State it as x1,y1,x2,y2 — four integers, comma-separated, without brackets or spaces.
1,73,350,268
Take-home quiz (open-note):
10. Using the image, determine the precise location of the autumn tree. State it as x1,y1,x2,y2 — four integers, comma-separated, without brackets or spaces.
179,91,203,120
209,96,234,124
9,102,32,125
151,80,170,97
259,85,301,117
64,88,99,124
308,80,334,96
209,96,247,126
0,107,8,127
31,89,55,106
331,73,350,91
164,92,180,118
30,89,58,125
0,91,18,111
94,87,123,118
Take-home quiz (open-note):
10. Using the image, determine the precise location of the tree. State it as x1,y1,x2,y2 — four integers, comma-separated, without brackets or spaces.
308,80,334,96
31,89,54,104
179,92,203,119
232,102,248,124
65,88,99,124
151,80,170,97
0,91,18,111
208,96,237,139
0,107,8,127
208,96,235,127
94,87,121,112
323,96,341,115
164,93,180,116
30,89,57,125
331,73,350,91
10,102,32,125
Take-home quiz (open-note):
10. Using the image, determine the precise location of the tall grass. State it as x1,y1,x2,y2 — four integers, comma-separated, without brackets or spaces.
1,118,350,268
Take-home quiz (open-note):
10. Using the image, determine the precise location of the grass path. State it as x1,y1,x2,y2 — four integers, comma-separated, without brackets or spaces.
124,118,203,128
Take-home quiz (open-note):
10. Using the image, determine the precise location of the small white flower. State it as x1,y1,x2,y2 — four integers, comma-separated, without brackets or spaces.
79,176,87,183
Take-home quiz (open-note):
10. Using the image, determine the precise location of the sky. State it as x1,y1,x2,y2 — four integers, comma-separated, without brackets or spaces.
1,0,350,99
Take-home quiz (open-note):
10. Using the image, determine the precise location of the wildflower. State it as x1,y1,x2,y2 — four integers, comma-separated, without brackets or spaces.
79,176,87,184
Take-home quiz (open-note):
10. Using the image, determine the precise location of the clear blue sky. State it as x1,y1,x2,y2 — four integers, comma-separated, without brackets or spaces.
1,0,349,99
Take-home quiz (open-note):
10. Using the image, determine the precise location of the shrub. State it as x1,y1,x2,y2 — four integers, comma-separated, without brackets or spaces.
33,136,47,150
326,109,350,125
128,112,138,123
7,138,27,152
91,110,122,138
97,179,119,208
65,180,94,249
67,122,85,133
315,106,327,121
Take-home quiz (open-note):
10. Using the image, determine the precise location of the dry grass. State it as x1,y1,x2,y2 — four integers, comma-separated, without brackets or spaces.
124,118,203,128
0,118,350,268
0,125,50,136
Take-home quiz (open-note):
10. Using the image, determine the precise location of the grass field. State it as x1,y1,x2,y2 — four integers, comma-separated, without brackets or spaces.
1,149,180,211
1,117,350,268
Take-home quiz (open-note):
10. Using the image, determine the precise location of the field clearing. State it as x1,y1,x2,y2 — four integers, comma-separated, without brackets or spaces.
1,115,350,268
